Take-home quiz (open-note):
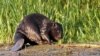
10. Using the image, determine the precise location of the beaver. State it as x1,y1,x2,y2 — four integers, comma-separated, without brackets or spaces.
10,13,63,51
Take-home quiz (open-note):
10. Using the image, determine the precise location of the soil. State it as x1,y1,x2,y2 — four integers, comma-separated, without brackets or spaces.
0,44,100,56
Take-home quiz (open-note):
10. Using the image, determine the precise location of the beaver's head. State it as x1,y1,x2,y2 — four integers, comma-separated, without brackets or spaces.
49,22,63,42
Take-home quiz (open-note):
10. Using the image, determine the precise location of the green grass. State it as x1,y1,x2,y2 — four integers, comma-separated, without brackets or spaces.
0,0,100,44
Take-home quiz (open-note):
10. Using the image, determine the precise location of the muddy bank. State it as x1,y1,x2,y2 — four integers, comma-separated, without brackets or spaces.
0,44,100,56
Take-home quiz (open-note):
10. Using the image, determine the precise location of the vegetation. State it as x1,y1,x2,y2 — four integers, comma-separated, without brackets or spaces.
0,0,100,44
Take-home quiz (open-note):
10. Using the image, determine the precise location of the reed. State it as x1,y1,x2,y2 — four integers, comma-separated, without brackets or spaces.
0,0,100,44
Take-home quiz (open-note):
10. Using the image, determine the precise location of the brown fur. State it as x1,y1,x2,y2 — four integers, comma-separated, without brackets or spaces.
11,13,63,51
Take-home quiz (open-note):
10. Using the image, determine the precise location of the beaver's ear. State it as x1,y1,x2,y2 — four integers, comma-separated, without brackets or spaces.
53,22,60,28
52,21,56,25
51,22,56,28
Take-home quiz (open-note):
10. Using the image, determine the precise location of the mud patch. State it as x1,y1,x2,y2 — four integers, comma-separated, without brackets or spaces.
0,44,100,56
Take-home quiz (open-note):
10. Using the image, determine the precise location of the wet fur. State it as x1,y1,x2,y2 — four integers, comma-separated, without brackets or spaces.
11,13,63,51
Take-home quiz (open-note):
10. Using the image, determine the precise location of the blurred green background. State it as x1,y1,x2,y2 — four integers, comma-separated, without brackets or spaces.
0,0,100,44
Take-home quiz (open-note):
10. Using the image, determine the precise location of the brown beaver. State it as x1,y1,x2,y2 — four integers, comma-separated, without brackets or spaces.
10,13,63,51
